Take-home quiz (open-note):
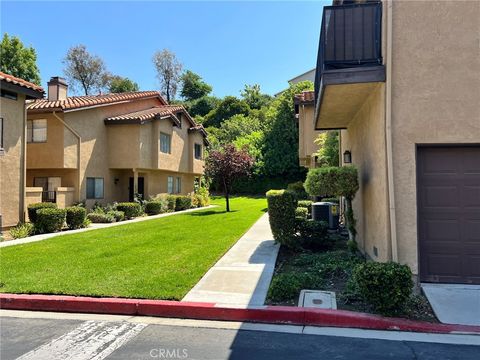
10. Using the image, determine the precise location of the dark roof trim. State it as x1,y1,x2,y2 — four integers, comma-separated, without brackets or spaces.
1,80,44,99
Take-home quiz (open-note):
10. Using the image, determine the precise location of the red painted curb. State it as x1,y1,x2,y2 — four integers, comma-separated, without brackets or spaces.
1,294,479,335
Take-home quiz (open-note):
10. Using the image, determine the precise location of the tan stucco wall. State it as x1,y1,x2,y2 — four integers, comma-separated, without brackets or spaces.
389,0,480,273
56,187,75,208
298,103,322,168
189,131,205,175
0,95,26,228
25,187,42,221
27,113,65,169
340,84,390,261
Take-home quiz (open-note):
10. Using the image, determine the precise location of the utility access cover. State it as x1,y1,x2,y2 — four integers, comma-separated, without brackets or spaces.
298,290,337,309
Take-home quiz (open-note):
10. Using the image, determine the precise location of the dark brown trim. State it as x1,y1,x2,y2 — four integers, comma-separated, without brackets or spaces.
0,80,44,99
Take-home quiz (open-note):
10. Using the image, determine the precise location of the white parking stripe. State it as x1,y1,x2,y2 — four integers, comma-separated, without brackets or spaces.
16,320,146,360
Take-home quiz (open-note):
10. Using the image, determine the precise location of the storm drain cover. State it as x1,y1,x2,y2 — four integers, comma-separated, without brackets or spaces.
298,290,337,309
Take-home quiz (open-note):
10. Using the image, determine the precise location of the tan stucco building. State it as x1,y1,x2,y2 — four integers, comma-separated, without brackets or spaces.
0,72,44,229
26,77,208,209
311,0,480,284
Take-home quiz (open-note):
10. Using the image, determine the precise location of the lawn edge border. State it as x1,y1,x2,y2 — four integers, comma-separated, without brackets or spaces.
1,294,479,335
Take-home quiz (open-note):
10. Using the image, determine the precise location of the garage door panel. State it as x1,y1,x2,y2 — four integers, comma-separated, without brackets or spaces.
418,146,480,284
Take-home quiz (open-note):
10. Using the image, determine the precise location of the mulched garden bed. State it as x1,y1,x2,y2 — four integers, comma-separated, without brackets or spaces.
266,238,438,323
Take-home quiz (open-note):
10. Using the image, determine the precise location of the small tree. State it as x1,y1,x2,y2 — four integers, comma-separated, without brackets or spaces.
152,49,182,102
314,130,339,167
0,34,41,84
205,144,254,212
63,44,109,95
305,166,359,242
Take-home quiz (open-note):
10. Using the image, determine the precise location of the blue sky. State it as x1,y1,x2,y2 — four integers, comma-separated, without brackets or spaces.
1,1,327,97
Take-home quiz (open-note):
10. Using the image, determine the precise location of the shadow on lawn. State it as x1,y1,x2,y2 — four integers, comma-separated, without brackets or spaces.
188,210,239,216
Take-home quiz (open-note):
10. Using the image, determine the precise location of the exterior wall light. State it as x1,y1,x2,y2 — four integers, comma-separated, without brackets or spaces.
343,150,352,164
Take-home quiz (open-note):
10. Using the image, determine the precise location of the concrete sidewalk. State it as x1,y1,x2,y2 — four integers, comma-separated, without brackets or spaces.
182,213,279,307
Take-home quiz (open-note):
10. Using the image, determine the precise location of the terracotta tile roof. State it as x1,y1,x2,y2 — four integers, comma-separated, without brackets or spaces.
27,91,164,112
0,71,44,94
104,105,184,126
294,90,315,104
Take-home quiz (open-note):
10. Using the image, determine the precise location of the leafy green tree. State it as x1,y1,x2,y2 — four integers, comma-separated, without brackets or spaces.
314,130,339,167
262,81,313,177
234,131,265,175
0,34,41,84
187,96,220,118
63,44,109,95
180,70,212,101
216,114,262,144
203,96,250,127
109,75,139,93
241,84,272,110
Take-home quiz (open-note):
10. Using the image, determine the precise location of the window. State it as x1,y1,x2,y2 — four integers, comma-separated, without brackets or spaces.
160,132,171,153
176,177,182,194
86,177,104,199
194,143,203,160
27,119,47,143
0,118,3,151
167,176,174,194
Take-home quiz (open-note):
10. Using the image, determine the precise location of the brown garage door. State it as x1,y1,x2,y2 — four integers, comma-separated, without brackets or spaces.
417,146,480,284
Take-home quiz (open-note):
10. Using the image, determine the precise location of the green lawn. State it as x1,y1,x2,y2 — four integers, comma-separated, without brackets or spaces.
0,197,267,300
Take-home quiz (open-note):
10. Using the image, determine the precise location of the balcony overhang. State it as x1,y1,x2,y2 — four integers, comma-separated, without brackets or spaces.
314,65,385,130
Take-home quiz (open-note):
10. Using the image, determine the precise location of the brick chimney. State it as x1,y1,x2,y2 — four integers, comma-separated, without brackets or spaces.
47,77,68,101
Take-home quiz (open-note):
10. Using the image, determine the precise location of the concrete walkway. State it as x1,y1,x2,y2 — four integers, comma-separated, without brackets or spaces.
422,283,480,326
1,205,217,248
182,213,279,307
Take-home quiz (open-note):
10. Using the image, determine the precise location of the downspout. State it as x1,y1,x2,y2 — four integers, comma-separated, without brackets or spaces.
21,104,27,222
385,0,398,262
53,111,81,202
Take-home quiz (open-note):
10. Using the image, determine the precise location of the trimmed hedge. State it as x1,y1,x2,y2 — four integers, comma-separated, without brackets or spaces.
116,202,143,219
145,201,167,215
27,203,57,223
268,272,320,302
87,212,115,223
296,219,332,251
175,196,192,211
352,262,413,315
266,189,297,249
295,207,308,220
36,208,66,233
286,181,309,200
65,206,87,230
297,200,313,214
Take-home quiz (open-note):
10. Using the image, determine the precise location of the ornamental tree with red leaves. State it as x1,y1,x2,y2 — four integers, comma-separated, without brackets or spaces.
205,144,254,212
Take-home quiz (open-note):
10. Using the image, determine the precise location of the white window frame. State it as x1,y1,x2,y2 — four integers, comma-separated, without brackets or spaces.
86,177,104,199
160,132,171,154
27,119,47,143
167,176,174,194
176,177,182,194
194,143,203,160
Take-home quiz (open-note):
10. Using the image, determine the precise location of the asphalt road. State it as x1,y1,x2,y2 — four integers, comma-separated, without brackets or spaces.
1,313,479,360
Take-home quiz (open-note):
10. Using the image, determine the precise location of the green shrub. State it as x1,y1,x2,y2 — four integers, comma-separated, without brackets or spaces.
175,196,192,211
116,202,143,219
295,207,308,219
296,219,332,251
65,206,87,230
197,187,210,206
145,200,167,215
297,200,313,214
10,222,35,239
352,262,413,315
266,189,297,249
166,195,177,211
35,208,66,233
107,210,125,222
321,197,339,203
286,181,309,200
268,272,321,302
87,212,115,223
27,202,57,223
